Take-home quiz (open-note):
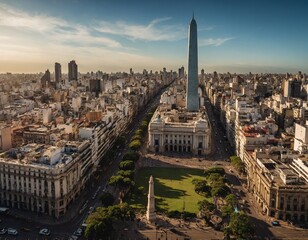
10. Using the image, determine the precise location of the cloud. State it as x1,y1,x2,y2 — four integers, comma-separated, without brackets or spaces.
199,37,234,47
0,3,121,49
95,17,186,41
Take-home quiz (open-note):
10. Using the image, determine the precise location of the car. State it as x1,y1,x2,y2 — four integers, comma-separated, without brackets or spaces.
74,228,83,236
0,228,7,235
88,206,94,215
39,228,51,236
7,228,18,235
271,221,280,226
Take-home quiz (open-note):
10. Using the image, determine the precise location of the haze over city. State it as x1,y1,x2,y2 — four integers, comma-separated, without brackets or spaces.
1,0,308,73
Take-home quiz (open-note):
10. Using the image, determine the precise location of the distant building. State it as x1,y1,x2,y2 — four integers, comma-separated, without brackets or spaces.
68,60,78,81
55,62,62,83
89,79,101,97
41,69,51,87
284,78,301,98
178,66,184,79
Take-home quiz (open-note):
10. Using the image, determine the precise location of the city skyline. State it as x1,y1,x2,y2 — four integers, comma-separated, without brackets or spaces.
1,0,308,74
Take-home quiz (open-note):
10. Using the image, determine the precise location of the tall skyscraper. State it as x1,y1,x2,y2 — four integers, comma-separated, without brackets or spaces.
55,62,61,83
41,69,51,87
178,66,184,79
68,60,78,81
186,15,199,112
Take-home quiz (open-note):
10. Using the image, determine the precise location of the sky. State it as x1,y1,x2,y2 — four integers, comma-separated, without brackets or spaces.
0,0,308,74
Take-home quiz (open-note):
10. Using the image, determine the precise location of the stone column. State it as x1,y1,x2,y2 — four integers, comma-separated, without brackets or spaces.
146,175,156,222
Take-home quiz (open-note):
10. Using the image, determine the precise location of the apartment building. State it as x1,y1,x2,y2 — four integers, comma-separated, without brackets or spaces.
0,141,91,218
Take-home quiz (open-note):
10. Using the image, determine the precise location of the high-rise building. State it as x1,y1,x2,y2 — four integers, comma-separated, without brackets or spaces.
68,60,78,81
178,66,184,79
55,62,61,83
41,69,51,87
186,15,199,112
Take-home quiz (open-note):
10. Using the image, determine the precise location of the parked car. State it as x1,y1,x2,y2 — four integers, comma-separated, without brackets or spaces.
0,228,7,235
271,221,280,226
7,228,18,235
74,228,83,236
88,206,94,215
39,228,51,236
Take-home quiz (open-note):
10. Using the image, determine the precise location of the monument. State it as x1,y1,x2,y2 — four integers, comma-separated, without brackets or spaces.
146,175,156,222
186,14,199,112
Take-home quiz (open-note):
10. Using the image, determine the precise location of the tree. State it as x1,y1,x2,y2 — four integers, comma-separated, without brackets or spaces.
100,193,115,207
211,185,230,197
206,173,224,185
204,167,225,176
119,160,135,170
85,207,113,240
131,134,142,141
108,203,135,221
221,205,234,217
198,199,215,219
134,129,143,136
225,194,237,207
122,151,139,161
227,212,254,239
116,170,135,179
108,175,125,188
85,204,135,240
192,179,211,197
139,120,148,133
129,140,141,150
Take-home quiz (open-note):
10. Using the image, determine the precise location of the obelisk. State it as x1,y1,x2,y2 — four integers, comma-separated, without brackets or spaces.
186,14,199,112
146,175,156,222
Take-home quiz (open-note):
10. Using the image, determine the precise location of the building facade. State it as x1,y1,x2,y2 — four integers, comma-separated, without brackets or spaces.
148,108,211,155
55,62,62,83
0,141,91,218
68,60,78,81
246,150,308,223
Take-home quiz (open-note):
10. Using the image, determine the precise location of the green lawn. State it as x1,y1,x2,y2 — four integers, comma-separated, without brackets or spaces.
129,167,211,214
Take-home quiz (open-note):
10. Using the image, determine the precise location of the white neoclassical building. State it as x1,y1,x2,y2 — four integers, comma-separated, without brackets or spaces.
148,107,211,155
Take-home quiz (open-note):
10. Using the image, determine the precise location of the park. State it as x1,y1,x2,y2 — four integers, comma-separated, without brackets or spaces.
129,167,211,214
